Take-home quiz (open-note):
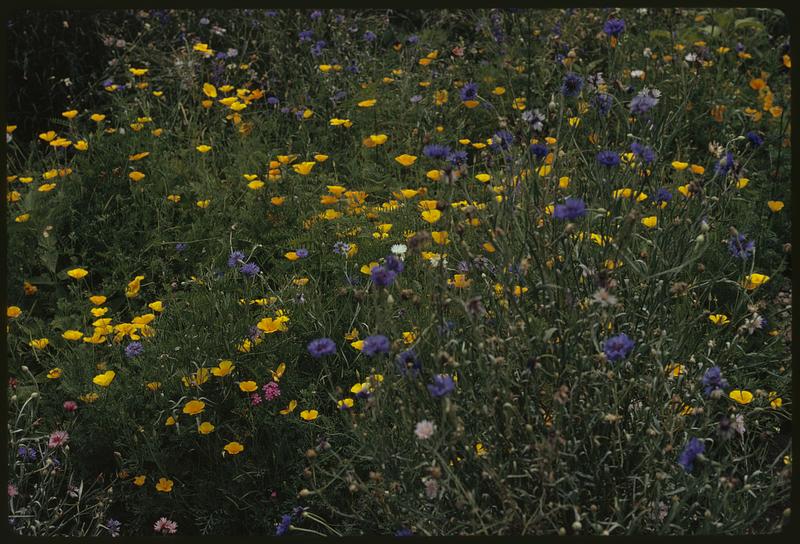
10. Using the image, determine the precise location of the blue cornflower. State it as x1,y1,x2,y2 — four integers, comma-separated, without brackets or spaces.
310,10,322,20
655,188,672,205
677,437,705,473
175,242,188,252
308,338,336,358
746,131,764,147
529,143,548,161
603,333,635,362
395,349,421,378
125,341,144,359
459,82,478,102
728,233,755,260
596,150,620,167
362,335,390,356
715,151,735,176
239,262,261,277
228,251,245,268
310,40,326,57
298,29,314,42
553,197,587,220
267,96,280,106
17,446,37,462
701,366,729,397
490,130,514,152
560,72,584,98
332,241,351,256
603,18,626,37
427,374,456,398
370,266,397,288
395,528,414,536
406,35,419,45
423,144,452,160
363,30,376,42
296,248,309,258
104,518,122,537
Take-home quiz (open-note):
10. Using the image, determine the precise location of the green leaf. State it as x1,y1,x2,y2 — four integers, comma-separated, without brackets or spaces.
735,17,765,33
648,29,672,41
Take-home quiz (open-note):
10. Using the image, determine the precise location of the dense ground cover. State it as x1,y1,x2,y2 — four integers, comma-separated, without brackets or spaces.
5,8,792,536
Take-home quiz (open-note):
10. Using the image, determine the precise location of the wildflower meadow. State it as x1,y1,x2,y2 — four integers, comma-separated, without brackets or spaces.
5,8,793,536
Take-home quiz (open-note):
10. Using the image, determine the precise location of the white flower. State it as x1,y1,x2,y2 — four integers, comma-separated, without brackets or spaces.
414,420,436,440
391,243,408,256
643,48,652,57
685,53,698,62
630,69,645,79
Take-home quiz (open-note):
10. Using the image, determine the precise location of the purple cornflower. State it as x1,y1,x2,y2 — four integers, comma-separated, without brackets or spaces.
384,255,404,274
448,150,468,166
296,248,309,258
603,18,626,37
395,528,414,536
370,266,397,288
175,242,188,252
308,338,336,358
596,150,620,167
362,335,390,356
593,93,613,115
406,34,419,45
310,40,326,57
105,518,122,537
125,341,144,359
728,233,755,259
427,374,456,398
423,144,452,160
239,262,261,277
363,30,377,42
560,72,584,98
553,197,587,220
332,241,351,255
263,381,281,401
310,10,322,20
276,514,293,536
267,96,280,106
17,446,37,462
603,333,635,362
228,250,245,268
395,349,421,378
677,437,705,472
701,366,729,397
746,131,764,147
298,29,314,42
631,141,656,164
459,81,478,102
529,143,548,160
630,93,659,115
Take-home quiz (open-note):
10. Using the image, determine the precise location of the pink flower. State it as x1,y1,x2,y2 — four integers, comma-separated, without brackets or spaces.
8,483,19,497
262,381,281,401
63,400,78,412
153,517,178,534
250,393,263,406
48,430,69,449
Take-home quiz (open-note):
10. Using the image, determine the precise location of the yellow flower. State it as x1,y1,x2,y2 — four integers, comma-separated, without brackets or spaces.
492,86,506,95
421,209,442,223
74,140,89,151
62,330,84,341
146,382,161,391
67,268,89,279
148,301,164,312
182,399,206,415
314,154,329,162
29,338,49,350
212,360,235,377
285,251,299,261
300,409,319,421
198,421,215,434
448,274,472,288
427,169,443,181
38,183,57,193
671,161,689,171
126,275,145,298
769,392,783,409
709,314,730,326
92,370,116,387
129,67,148,76
239,381,258,392
133,475,146,486
729,389,753,405
165,416,176,426
292,162,316,175
196,199,211,208
767,201,784,212
202,83,217,98
223,442,245,455
558,176,570,189
7,306,22,318
338,398,354,409
358,99,377,108
351,340,365,351
62,109,78,119
394,154,418,167
271,196,286,206
196,145,212,153
475,173,491,183
736,178,749,189
167,194,181,203
155,477,173,492
279,400,298,415
47,368,63,379
641,216,658,228
89,295,107,306
743,273,770,290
